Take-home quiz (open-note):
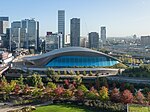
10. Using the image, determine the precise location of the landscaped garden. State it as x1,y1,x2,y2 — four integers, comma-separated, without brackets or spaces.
0,68,150,112
128,104,150,112
33,104,95,112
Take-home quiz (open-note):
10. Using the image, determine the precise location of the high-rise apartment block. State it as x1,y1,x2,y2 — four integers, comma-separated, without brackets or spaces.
58,10,65,47
88,32,99,49
0,17,9,35
70,18,80,47
10,19,39,51
101,26,106,44
141,36,150,46
80,37,88,48
45,32,62,51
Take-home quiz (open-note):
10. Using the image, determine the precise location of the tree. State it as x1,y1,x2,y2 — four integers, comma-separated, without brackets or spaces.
76,71,80,76
32,88,42,98
73,76,82,86
64,79,69,89
140,59,143,64
70,70,74,75
46,68,60,82
110,88,120,102
147,92,150,105
2,80,17,100
89,71,93,76
77,84,88,93
135,91,145,104
27,74,38,87
18,74,24,88
121,89,133,104
22,84,31,95
47,82,56,89
1,76,7,85
75,90,84,100
54,86,64,98
83,71,86,76
62,89,73,99
14,84,21,95
57,71,61,75
27,74,43,87
36,74,43,88
99,86,109,101
64,70,67,75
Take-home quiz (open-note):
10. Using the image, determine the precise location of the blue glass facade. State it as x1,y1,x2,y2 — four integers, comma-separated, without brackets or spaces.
46,56,118,67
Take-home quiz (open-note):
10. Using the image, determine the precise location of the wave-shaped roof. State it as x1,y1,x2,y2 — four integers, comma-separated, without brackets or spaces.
24,47,119,66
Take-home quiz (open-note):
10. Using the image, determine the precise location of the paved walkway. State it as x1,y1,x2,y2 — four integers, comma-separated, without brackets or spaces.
0,101,53,112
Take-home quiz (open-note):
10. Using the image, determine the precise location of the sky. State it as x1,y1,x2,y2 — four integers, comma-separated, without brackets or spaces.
0,0,150,37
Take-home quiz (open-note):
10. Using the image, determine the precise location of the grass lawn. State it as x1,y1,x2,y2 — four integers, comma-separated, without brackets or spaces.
33,104,96,112
128,104,150,112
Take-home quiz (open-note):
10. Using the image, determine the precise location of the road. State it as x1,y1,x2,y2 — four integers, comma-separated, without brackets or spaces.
107,76,150,84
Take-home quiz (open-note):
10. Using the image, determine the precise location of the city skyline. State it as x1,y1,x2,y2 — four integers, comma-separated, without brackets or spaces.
0,0,150,37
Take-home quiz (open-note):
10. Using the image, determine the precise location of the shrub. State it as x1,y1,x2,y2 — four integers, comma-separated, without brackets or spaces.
77,84,88,93
121,89,133,104
54,86,64,97
75,90,84,100
22,84,31,95
112,63,127,69
85,91,98,100
47,82,56,89
99,86,109,101
62,89,73,99
31,88,42,98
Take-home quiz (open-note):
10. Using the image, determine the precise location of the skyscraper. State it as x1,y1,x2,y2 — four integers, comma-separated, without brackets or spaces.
101,26,106,44
58,10,65,47
24,19,39,50
88,32,99,49
10,21,21,49
0,17,9,35
70,18,80,46
10,19,39,51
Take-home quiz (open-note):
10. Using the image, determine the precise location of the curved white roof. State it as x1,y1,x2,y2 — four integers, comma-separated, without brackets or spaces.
24,47,117,60
23,47,120,66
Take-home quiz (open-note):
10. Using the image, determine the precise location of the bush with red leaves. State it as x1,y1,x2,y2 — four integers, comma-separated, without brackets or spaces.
121,89,133,104
110,88,120,103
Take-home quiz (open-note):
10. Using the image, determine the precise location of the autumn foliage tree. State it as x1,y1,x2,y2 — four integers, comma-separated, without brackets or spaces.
75,90,84,100
110,88,120,102
121,89,133,104
99,86,109,101
54,86,64,98
14,84,20,95
134,91,145,104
